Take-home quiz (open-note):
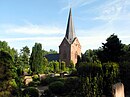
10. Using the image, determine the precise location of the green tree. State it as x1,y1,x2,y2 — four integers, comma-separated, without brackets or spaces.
97,34,124,63
49,81,64,96
0,41,17,61
60,61,66,72
22,87,39,97
29,43,43,74
19,46,30,69
0,51,18,97
49,49,57,54
83,49,98,63
102,62,119,96
53,61,59,73
42,57,48,73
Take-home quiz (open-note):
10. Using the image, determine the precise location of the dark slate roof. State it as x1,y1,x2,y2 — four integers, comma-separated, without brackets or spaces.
45,54,59,61
65,8,76,44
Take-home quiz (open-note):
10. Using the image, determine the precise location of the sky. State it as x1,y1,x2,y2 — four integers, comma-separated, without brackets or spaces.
0,0,130,53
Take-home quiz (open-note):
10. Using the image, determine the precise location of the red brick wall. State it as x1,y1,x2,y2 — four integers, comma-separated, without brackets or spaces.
59,37,81,66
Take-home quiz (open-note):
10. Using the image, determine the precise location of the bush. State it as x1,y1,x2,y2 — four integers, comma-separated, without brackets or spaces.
61,61,66,72
64,77,80,94
28,81,40,87
49,81,65,95
22,87,39,97
40,76,59,86
42,89,54,97
69,68,77,76
32,75,40,81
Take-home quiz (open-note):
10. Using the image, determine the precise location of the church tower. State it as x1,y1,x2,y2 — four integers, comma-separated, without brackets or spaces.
59,9,81,66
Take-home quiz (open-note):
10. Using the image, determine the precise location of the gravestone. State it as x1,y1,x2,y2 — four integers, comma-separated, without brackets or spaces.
112,82,125,97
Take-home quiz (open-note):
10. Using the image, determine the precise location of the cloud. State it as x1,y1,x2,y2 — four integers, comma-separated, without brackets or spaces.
60,0,97,12
94,0,130,22
1,36,63,52
1,23,64,35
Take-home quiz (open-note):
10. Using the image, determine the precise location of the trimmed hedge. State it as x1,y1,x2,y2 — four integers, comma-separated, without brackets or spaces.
22,87,39,97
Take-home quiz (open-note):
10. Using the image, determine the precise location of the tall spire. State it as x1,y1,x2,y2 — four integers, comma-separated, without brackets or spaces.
65,8,76,43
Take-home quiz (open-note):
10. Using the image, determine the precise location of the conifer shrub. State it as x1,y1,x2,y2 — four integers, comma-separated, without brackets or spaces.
49,81,64,95
22,87,39,97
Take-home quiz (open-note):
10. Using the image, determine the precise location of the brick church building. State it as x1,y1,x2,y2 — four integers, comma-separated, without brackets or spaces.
59,9,81,66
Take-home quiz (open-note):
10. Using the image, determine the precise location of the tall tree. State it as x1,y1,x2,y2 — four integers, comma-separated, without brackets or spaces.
0,41,17,61
97,34,124,63
29,43,43,74
0,51,17,96
19,46,30,68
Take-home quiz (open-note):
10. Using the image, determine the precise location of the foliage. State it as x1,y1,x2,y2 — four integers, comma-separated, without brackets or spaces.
60,61,66,72
0,51,18,96
49,49,58,54
42,49,57,56
49,81,64,95
42,57,48,73
97,34,124,63
119,61,130,92
28,81,40,87
75,61,119,96
82,49,98,63
19,46,30,69
76,62,102,77
64,77,80,95
102,62,119,96
40,76,62,86
29,43,43,74
32,75,40,82
22,87,39,97
69,68,77,76
42,89,54,97
53,61,59,73
0,41,17,62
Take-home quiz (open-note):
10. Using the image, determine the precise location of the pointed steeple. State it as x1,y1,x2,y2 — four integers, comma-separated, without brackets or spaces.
65,8,76,43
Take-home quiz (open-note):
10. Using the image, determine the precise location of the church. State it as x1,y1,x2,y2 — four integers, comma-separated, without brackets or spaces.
45,9,81,66
59,8,81,66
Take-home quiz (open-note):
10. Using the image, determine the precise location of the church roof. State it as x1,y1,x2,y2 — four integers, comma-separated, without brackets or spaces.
45,54,59,61
65,8,76,44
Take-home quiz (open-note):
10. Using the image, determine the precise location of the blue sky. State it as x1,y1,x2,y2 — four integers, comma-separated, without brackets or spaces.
0,0,130,53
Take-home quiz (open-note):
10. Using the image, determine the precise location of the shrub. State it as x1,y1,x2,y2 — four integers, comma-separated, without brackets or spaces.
28,81,39,87
64,77,80,94
40,76,59,86
60,61,66,72
42,89,54,97
32,75,40,81
69,68,77,76
49,81,64,95
22,87,39,97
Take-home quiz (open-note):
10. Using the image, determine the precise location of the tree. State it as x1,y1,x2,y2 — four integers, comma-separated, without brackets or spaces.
29,43,43,74
0,51,17,97
42,57,48,73
19,46,30,69
102,62,119,96
53,61,59,73
49,81,64,96
49,49,57,54
97,34,124,63
60,61,66,72
22,87,39,97
0,41,17,61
